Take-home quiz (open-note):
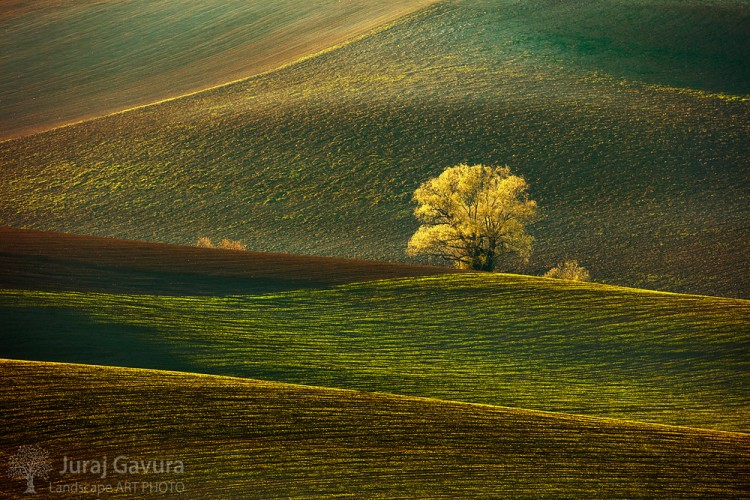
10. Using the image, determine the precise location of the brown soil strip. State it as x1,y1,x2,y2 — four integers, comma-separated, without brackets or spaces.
0,226,457,295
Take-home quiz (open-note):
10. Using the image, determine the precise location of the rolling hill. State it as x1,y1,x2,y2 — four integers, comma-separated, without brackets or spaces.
1,359,748,498
1,231,747,432
0,0,747,298
0,0,435,139
0,227,456,295
3,2,748,496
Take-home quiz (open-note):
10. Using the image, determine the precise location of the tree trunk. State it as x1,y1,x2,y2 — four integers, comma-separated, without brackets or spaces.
25,475,36,494
468,246,485,271
485,249,496,271
469,241,496,272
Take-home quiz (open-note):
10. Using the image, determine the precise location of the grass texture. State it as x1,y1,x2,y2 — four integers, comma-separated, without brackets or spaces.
0,1,748,298
0,0,435,139
0,359,748,498
1,272,747,433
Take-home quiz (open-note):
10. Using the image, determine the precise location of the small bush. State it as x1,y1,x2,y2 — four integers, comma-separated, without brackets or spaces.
217,239,247,251
544,260,590,282
196,236,214,248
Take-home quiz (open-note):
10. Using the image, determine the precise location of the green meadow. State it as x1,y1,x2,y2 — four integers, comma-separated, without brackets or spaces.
1,0,748,297
1,360,748,498
1,272,747,432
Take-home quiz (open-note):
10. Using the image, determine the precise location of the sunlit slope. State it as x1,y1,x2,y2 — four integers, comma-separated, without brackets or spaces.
1,360,748,498
0,0,435,139
1,1,748,297
1,273,747,432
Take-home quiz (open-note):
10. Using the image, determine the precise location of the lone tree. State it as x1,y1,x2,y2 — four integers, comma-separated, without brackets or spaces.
407,164,537,271
7,445,53,494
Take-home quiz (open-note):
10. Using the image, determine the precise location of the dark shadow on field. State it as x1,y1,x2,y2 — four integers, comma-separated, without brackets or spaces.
0,306,194,373
0,253,328,296
0,227,455,296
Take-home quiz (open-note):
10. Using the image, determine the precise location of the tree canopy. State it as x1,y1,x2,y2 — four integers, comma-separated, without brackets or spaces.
407,164,537,271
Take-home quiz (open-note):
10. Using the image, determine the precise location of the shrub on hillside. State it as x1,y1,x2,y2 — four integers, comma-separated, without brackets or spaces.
217,239,247,251
544,260,590,282
196,236,214,248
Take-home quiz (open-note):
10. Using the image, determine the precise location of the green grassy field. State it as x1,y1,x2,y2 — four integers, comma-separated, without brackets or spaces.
0,0,434,139
2,266,747,432
1,0,747,297
1,360,748,498
0,230,747,496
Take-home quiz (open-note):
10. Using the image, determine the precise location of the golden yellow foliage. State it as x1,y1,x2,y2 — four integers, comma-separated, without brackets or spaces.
217,239,247,251
196,236,214,248
407,164,537,271
196,237,247,251
544,260,591,282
